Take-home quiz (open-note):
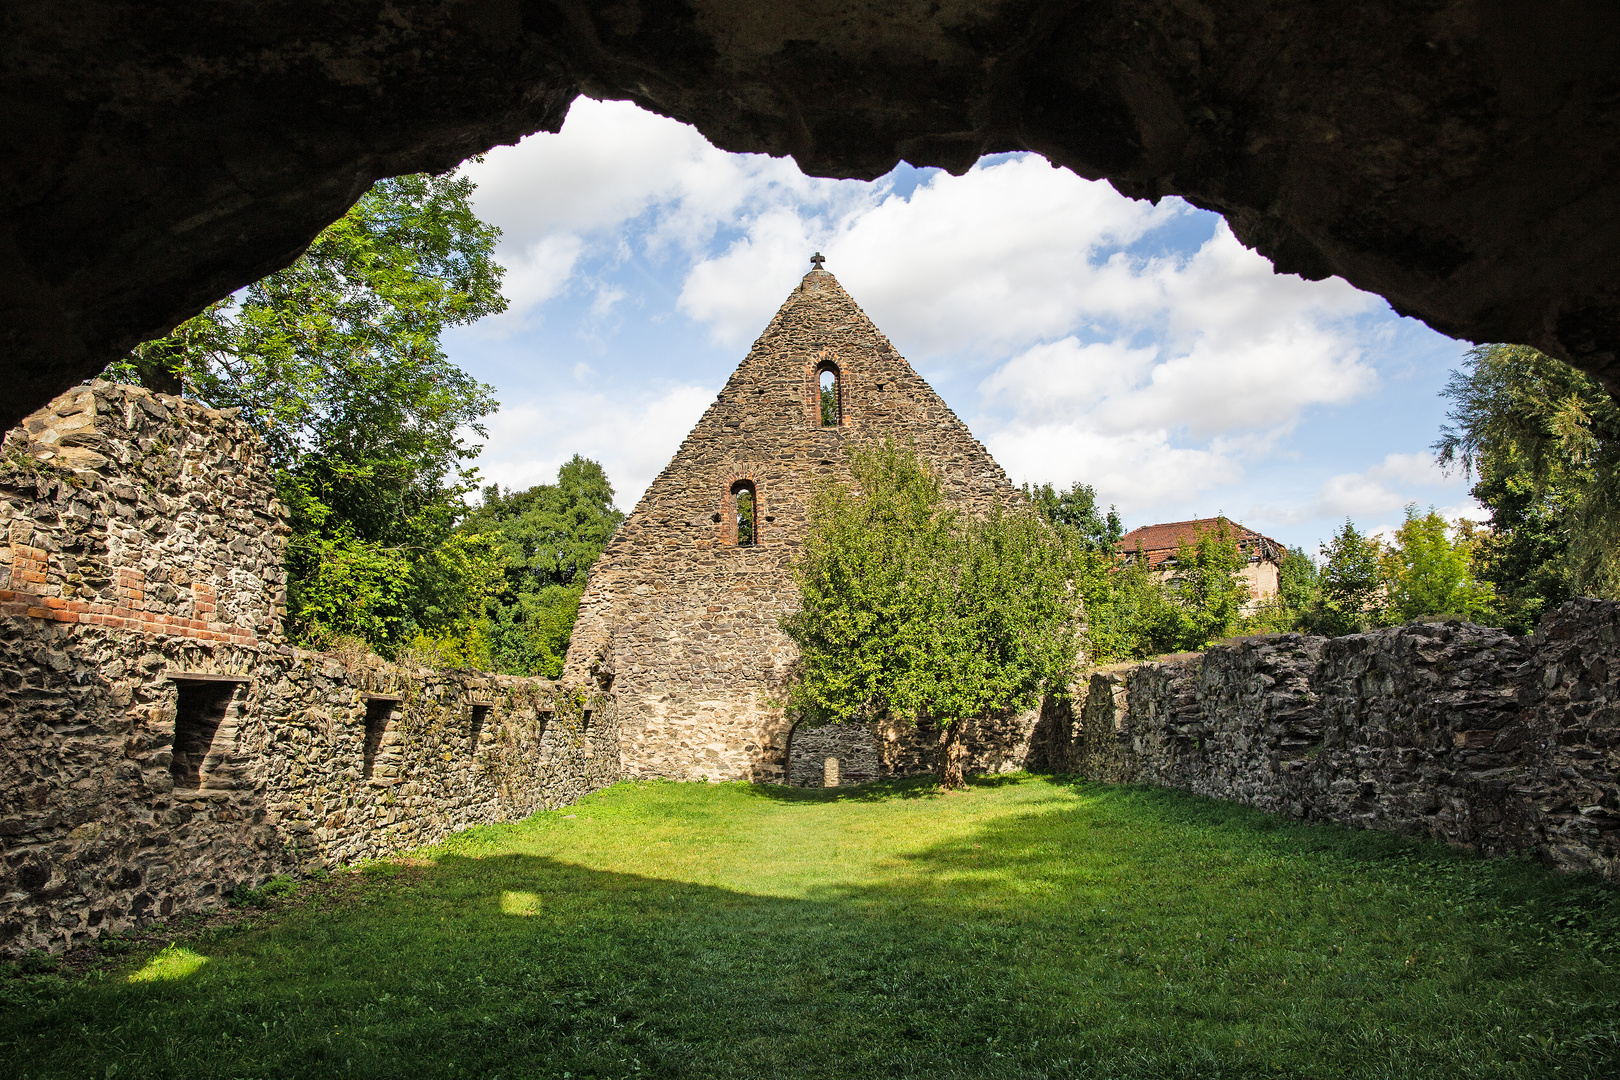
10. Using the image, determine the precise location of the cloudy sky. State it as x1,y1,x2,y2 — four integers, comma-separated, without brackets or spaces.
445,97,1479,554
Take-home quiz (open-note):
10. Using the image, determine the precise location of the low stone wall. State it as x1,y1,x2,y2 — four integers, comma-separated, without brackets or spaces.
1062,602,1620,879
1,381,286,643
1,616,616,955
785,709,1040,787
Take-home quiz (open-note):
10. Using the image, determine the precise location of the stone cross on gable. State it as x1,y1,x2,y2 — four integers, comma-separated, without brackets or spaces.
810,252,825,270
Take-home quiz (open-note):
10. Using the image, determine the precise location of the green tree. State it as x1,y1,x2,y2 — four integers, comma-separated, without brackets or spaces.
1277,546,1321,611
1022,480,1124,552
1466,460,1574,633
460,456,625,677
1380,504,1496,623
1306,520,1386,636
820,384,838,427
1436,342,1619,602
782,441,1081,787
1160,520,1252,648
109,171,506,654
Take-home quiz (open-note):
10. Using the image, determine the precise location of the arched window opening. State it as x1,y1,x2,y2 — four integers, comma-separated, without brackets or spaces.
818,363,841,427
732,480,757,547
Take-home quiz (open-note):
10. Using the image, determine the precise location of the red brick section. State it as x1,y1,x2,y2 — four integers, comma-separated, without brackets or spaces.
0,585,257,642
1118,517,1284,569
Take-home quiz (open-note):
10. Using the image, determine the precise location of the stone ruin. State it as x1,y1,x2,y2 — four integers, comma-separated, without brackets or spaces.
1,382,615,956
563,264,1044,785
1039,605,1620,881
5,283,1618,956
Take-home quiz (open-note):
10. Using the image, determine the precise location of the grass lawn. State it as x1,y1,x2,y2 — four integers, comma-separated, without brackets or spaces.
4,776,1618,1079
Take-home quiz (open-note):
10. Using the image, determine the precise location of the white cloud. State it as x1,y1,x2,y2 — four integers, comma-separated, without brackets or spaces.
475,383,716,511
465,98,871,333
971,222,1380,516
1303,452,1477,522
676,154,1182,354
446,101,1465,549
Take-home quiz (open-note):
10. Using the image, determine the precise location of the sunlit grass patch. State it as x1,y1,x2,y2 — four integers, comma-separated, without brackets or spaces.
4,776,1617,1079
127,944,208,984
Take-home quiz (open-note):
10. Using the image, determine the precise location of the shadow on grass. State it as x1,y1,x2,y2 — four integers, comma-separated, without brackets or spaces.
4,782,1618,1080
743,770,1039,804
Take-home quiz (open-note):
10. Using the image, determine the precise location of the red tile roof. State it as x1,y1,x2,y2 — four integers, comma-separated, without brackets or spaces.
1117,517,1285,569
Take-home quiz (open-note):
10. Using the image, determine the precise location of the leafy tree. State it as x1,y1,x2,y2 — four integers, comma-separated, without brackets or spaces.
1022,480,1124,552
1307,520,1386,636
820,384,838,427
108,171,506,654
1380,504,1496,623
459,456,625,677
1159,520,1252,648
1466,460,1574,633
783,441,1081,787
1436,342,1620,600
1276,546,1321,612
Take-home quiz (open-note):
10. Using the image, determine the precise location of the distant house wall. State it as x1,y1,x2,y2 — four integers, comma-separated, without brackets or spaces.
1123,518,1285,612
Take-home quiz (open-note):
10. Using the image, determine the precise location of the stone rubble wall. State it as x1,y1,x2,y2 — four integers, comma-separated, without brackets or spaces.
0,385,620,955
785,707,1041,787
0,617,615,956
1061,603,1620,879
566,270,1024,784
1,382,287,643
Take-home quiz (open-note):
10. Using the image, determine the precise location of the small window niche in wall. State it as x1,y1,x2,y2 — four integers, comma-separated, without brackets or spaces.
167,673,248,791
363,695,403,781
731,480,758,547
818,361,842,427
467,698,493,753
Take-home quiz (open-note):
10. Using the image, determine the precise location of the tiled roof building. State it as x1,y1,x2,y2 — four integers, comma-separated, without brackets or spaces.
1118,517,1287,604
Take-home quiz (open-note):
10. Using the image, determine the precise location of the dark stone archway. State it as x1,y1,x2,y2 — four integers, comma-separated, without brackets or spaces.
4,1,1618,430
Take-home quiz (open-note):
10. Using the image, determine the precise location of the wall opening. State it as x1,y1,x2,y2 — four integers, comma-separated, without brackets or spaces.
731,480,757,546
170,680,237,790
469,704,491,752
363,697,400,780
818,362,841,427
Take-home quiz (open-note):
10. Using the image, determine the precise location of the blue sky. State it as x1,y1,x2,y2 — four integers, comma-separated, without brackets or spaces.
445,98,1479,554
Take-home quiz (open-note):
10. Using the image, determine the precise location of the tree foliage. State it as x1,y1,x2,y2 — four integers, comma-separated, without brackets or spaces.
783,442,1082,787
1380,505,1495,623
1436,342,1607,617
455,457,626,677
109,171,506,654
1021,481,1123,552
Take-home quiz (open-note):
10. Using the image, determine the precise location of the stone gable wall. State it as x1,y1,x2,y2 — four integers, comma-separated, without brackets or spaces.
566,269,1025,783
1062,604,1620,879
1,385,619,955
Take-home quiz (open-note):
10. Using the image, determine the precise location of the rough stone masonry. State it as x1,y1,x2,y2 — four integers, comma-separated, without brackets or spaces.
564,263,1040,785
1059,608,1620,880
0,383,615,956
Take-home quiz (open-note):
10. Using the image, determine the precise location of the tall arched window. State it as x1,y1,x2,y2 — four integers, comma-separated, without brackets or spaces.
817,362,841,427
731,480,757,546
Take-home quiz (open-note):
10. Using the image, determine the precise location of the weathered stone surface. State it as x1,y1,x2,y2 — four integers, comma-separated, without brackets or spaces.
1,382,286,643
0,384,617,955
0,619,615,956
1065,611,1620,880
566,266,1034,783
6,3,1620,430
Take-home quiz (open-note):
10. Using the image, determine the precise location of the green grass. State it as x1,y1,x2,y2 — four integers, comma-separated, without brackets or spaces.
4,776,1618,1079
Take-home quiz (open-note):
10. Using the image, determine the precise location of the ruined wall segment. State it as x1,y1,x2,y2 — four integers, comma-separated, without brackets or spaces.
1,384,618,955
1064,606,1620,880
1,382,285,642
566,267,1023,782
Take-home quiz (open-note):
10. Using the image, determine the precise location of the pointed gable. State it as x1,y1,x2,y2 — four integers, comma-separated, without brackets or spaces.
564,263,1020,782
